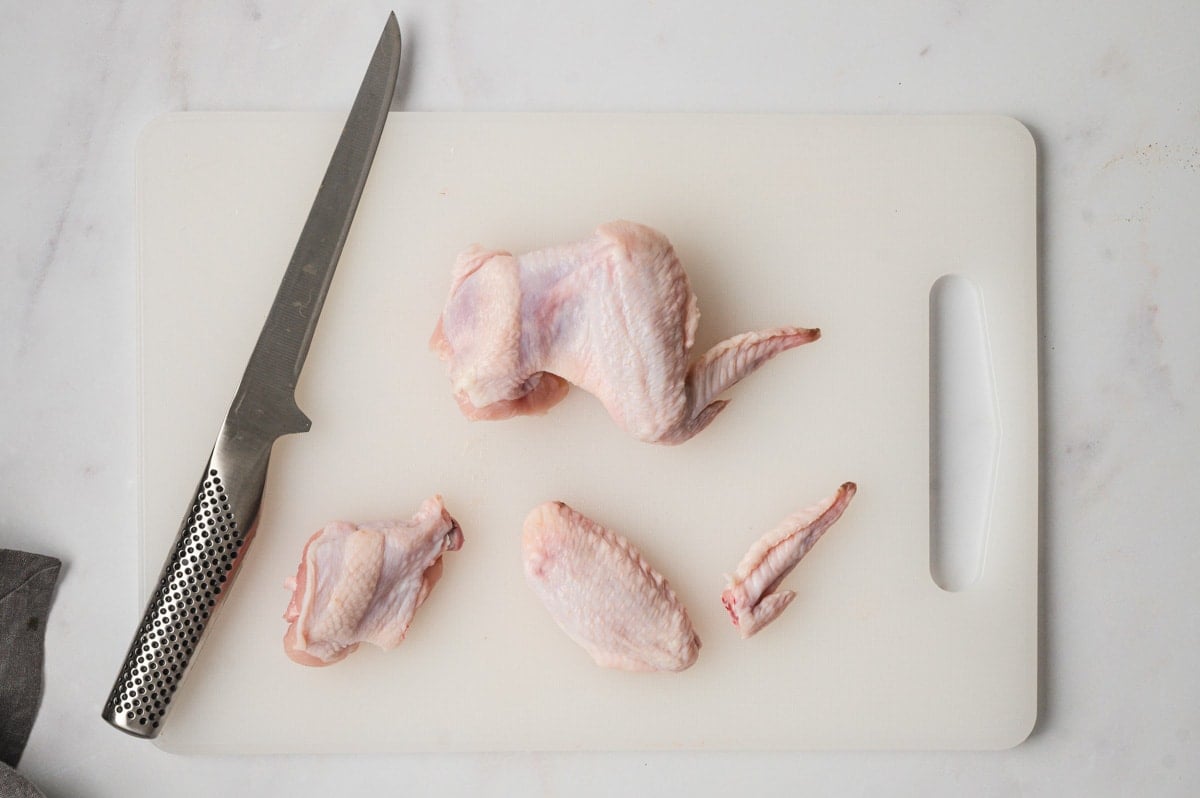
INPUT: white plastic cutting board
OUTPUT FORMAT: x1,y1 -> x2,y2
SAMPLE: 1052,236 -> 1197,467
136,113 -> 1038,753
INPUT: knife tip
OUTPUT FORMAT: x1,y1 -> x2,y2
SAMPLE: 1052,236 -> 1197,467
378,11 -> 401,60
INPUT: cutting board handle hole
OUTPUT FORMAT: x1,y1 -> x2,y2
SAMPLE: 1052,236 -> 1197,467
929,274 -> 999,592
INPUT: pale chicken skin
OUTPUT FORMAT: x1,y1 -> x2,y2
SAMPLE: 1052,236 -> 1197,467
282,496 -> 463,666
522,501 -> 701,672
721,483 -> 857,638
430,221 -> 820,444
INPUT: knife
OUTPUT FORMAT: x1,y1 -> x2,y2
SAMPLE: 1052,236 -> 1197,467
103,14 -> 402,739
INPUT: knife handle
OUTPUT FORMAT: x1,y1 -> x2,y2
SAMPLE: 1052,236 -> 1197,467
103,427 -> 274,738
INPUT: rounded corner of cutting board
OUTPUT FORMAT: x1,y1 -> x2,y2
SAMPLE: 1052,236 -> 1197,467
990,700 -> 1040,751
983,114 -> 1038,156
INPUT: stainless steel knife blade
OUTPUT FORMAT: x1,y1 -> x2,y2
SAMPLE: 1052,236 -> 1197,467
103,14 -> 402,739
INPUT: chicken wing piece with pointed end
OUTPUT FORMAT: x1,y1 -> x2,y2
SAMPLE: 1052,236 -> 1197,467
522,501 -> 701,672
282,496 -> 464,666
721,483 -> 857,639
431,221 -> 819,444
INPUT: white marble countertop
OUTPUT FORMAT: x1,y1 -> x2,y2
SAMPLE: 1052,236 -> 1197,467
2,1 -> 1197,795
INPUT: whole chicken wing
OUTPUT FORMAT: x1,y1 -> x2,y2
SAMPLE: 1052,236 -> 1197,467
431,221 -> 819,444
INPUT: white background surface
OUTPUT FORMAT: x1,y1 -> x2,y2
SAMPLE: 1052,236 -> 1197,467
1,1 -> 1197,795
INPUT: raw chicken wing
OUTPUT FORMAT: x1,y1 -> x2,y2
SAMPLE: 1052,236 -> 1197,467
721,482 -> 857,638
282,496 -> 463,666
522,501 -> 701,672
431,221 -> 819,444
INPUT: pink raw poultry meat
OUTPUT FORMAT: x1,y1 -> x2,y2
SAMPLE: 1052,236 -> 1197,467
722,482 -> 857,638
522,501 -> 701,672
282,496 -> 463,666
430,221 -> 819,444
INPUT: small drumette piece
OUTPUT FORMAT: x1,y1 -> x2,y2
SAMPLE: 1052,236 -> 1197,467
721,483 -> 857,638
282,496 -> 463,666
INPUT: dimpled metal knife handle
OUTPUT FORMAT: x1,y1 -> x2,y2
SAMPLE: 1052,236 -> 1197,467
103,430 -> 272,737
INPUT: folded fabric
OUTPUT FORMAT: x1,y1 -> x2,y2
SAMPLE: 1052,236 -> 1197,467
0,549 -> 61,768
0,762 -> 46,798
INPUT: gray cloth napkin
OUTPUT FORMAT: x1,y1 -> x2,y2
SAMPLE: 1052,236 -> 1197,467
0,549 -> 61,769
0,762 -> 46,798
